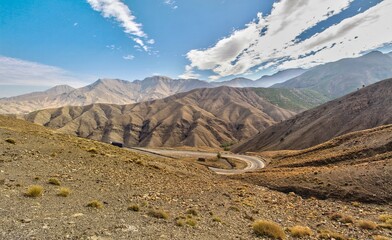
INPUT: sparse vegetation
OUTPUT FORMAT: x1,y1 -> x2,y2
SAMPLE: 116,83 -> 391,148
217,152 -> 222,159
373,235 -> 390,240
330,213 -> 354,223
87,148 -> 98,154
358,220 -> 377,230
318,229 -> 347,240
212,216 -> 222,223
87,200 -> 103,209
379,214 -> 392,223
252,220 -> 286,239
185,218 -> 197,227
25,185 -> 44,197
148,209 -> 169,219
57,187 -> 71,197
127,205 -> 140,212
185,209 -> 198,216
289,225 -> 313,237
5,138 -> 16,144
48,178 -> 61,186
176,219 -> 185,227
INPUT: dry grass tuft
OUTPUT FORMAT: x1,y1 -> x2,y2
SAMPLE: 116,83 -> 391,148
25,185 -> 43,198
185,218 -> 197,227
185,209 -> 198,216
127,205 -> 140,212
5,138 -> 16,144
252,220 -> 286,239
212,216 -> 222,223
176,219 -> 185,227
358,220 -> 377,230
379,214 -> 392,223
289,225 -> 313,237
48,178 -> 61,186
148,209 -> 169,219
87,200 -> 103,209
330,213 -> 354,223
57,187 -> 71,197
87,148 -> 98,154
318,229 -> 347,240
373,235 -> 390,240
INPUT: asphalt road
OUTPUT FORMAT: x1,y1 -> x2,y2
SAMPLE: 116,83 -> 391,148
128,147 -> 265,175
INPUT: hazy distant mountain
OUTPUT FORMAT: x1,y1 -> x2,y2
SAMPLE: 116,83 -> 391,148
3,85 -> 75,102
272,51 -> 392,98
234,78 -> 392,153
213,78 -> 255,88
255,68 -> 306,87
0,72 -> 313,115
0,76 -> 211,114
25,87 -> 297,148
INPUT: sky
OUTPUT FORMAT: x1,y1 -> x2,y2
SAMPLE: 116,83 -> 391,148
0,0 -> 392,97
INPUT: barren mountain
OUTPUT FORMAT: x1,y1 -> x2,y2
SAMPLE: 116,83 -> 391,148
272,51 -> 392,98
2,116 -> 391,239
0,69 -> 308,115
234,124 -> 392,203
234,78 -> 392,153
24,87 -> 298,148
0,76 -> 211,115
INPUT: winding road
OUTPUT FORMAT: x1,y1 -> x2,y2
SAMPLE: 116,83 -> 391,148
128,147 -> 265,175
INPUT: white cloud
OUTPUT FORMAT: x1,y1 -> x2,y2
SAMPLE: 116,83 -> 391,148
122,54 -> 135,60
178,65 -> 201,79
87,0 -> 153,51
183,0 -> 392,80
73,22 -> 79,27
0,56 -> 85,87
164,0 -> 178,9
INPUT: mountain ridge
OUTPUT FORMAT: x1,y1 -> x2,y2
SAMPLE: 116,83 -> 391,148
234,78 -> 392,153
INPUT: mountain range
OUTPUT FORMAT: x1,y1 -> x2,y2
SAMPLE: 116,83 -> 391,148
272,51 -> 392,98
23,87 -> 327,148
0,70 -> 303,115
234,78 -> 392,153
1,51 -> 392,115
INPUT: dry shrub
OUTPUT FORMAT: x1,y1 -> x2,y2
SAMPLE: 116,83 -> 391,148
57,187 -> 71,197
185,218 -> 197,227
48,178 -> 61,186
358,220 -> 377,230
25,185 -> 43,197
289,225 -> 313,237
148,209 -> 169,219
379,214 -> 392,223
373,236 -> 390,240
318,229 -> 347,240
87,200 -> 103,209
330,213 -> 353,223
252,220 -> 286,239
127,205 -> 140,212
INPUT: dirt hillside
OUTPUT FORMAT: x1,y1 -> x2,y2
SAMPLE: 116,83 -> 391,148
234,78 -> 392,153
1,115 -> 391,239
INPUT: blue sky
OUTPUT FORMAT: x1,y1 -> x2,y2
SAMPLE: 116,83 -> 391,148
0,0 -> 392,96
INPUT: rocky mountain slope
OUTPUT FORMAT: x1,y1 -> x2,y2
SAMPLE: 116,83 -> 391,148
272,51 -> 392,98
0,76 -> 211,115
2,116 -> 391,239
24,87 -> 299,148
0,69 -> 306,115
234,124 -> 392,203
234,78 -> 392,153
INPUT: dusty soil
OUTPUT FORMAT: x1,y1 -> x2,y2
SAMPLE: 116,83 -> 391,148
1,116 -> 391,239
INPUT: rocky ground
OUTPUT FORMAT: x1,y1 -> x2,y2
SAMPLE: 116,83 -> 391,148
0,115 -> 391,239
